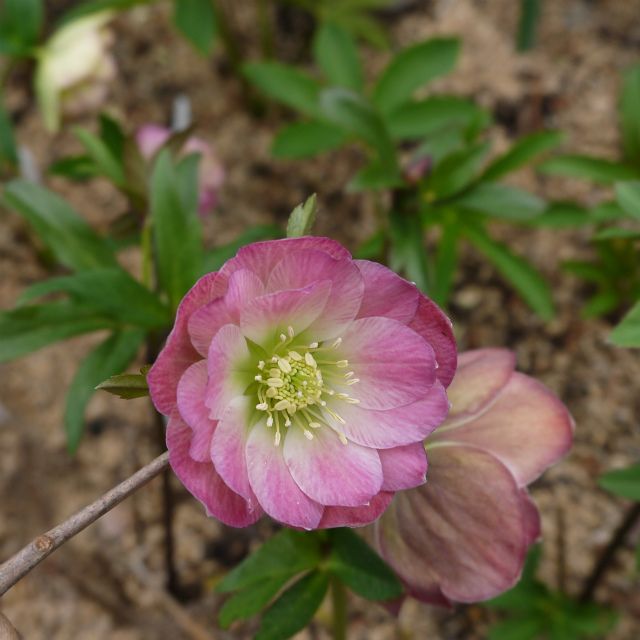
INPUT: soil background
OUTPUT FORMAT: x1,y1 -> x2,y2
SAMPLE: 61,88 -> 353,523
1,0 -> 640,638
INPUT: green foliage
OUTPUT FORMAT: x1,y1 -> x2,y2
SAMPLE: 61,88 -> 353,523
287,194 -> 318,237
313,22 -> 363,91
516,0 -> 541,52
539,155 -> 637,185
0,97 -> 18,170
599,464 -> 640,500
0,0 -> 43,56
173,0 -> 217,56
611,301 -> 640,347
95,370 -> 150,399
487,547 -> 618,640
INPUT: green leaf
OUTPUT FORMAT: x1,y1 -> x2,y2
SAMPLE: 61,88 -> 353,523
18,268 -> 170,329
58,0 -> 152,24
590,200 -> 628,224
99,113 -> 126,162
217,529 -> 322,593
599,464 -> 640,500
0,0 -> 43,56
95,371 -> 149,399
287,194 -> 317,238
615,180 -> 640,220
384,96 -> 487,140
244,62 -> 321,117
457,182 -> 545,221
327,528 -> 403,601
3,180 -> 117,271
219,575 -> 291,628
313,22 -> 363,91
431,219 -> 459,306
528,202 -> 592,227
0,98 -> 18,166
594,227 -> 640,241
354,230 -> 385,260
372,38 -> 460,113
65,329 -> 144,452
488,617 -> 544,640
349,158 -> 402,191
49,155 -> 99,180
539,155 -> 638,184
255,571 -> 329,640
73,127 -> 126,186
319,87 -> 396,159
582,290 -> 620,319
563,260 -> 608,284
173,0 -> 217,56
389,208 -> 430,293
620,65 -> 640,165
482,130 -> 563,181
202,225 -> 283,273
426,141 -> 490,199
516,0 -> 541,52
271,121 -> 346,159
610,301 -> 640,347
150,150 -> 204,313
463,222 -> 554,320
0,301 -> 115,362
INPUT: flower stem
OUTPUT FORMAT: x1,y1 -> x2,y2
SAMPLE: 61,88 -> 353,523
330,576 -> 348,640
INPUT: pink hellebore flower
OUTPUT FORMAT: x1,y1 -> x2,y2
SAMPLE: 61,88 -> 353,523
136,124 -> 225,215
148,237 -> 456,530
375,349 -> 574,606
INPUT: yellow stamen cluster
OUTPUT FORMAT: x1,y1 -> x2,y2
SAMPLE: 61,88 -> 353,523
254,327 -> 359,447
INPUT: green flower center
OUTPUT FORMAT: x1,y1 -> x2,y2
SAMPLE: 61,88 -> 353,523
253,327 -> 359,446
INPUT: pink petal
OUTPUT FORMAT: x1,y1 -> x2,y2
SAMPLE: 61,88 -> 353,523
319,491 -> 394,528
379,443 -> 427,491
176,360 -> 215,462
224,268 -> 265,322
283,426 -> 383,507
205,324 -> 251,419
266,249 -> 364,340
136,124 -> 170,158
443,349 -> 516,426
188,298 -> 234,357
210,396 -> 258,507
433,372 -> 574,486
149,272 -> 227,415
335,317 -> 437,410
355,260 -> 419,323
375,443 -> 531,604
326,382 -> 448,449
521,491 -> 542,544
166,412 -> 261,527
407,296 -> 457,388
240,281 -> 331,344
220,237 -> 351,284
245,422 -> 324,529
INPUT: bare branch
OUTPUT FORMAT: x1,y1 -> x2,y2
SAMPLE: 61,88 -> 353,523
0,452 -> 170,597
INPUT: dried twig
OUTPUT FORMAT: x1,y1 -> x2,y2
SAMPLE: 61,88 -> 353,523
0,452 -> 170,597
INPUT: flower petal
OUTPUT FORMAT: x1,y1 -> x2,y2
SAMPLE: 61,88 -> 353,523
221,237 -> 351,284
319,491 -> 394,528
240,281 -> 331,344
407,296 -> 457,388
443,348 -> 515,426
267,250 -> 364,340
435,371 -> 574,486
148,271 -> 227,415
245,422 -> 324,529
167,412 -> 261,527
379,443 -> 427,491
210,396 -> 258,507
335,317 -> 437,410
188,298 -> 234,357
224,268 -> 265,322
376,443 -> 531,604
205,324 -> 251,420
326,382 -> 449,449
176,360 -> 215,462
283,426 -> 383,507
355,260 -> 419,323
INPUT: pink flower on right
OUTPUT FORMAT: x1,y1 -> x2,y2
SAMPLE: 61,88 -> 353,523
374,348 -> 574,606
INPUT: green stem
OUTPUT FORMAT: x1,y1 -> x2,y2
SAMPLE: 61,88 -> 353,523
331,577 -> 348,640
256,0 -> 274,59
141,217 -> 153,289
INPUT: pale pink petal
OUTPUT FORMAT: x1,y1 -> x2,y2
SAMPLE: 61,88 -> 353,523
376,443 -> 531,603
148,272 -> 227,415
167,412 -> 261,527
283,426 -> 383,507
210,396 -> 258,507
136,124 -> 170,158
319,491 -> 394,528
188,298 -> 234,357
326,382 -> 448,449
379,444 -> 427,491
240,281 -> 331,344
245,423 -> 324,529
221,237 -> 351,284
433,372 -> 574,486
266,250 -> 364,340
225,268 -> 265,321
521,491 -> 542,544
335,317 -> 437,410
355,260 -> 419,323
408,296 -> 457,388
443,349 -> 516,427
176,360 -> 215,462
